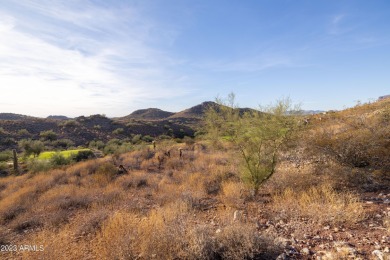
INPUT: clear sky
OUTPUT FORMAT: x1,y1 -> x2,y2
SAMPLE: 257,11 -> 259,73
0,0 -> 389,117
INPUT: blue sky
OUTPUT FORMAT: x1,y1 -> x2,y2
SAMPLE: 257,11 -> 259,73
0,0 -> 389,117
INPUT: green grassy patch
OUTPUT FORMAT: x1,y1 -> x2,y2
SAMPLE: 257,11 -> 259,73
36,149 -> 92,160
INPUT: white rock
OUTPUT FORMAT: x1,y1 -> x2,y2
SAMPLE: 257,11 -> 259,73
301,247 -> 310,255
233,210 -> 242,222
372,250 -> 384,260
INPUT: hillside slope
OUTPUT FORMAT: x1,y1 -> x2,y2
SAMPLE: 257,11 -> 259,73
120,108 -> 174,120
0,99 -> 389,259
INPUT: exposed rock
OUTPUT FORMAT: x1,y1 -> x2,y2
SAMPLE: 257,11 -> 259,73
372,249 -> 384,260
274,237 -> 292,247
233,210 -> 242,222
301,247 -> 311,255
275,252 -> 288,260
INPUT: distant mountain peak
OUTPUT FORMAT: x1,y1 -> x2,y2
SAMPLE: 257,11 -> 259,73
47,115 -> 70,120
122,108 -> 174,120
0,113 -> 36,120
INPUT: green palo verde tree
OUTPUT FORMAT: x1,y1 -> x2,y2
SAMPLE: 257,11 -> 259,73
204,93 -> 301,195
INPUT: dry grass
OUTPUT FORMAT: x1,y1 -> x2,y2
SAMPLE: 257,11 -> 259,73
220,181 -> 244,209
0,100 -> 389,259
272,184 -> 365,225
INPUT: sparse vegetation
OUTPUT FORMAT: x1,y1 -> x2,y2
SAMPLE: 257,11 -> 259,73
205,93 -> 301,194
18,139 -> 45,157
39,130 -> 58,141
0,98 -> 389,259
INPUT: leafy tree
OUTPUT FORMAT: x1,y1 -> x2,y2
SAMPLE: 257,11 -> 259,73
205,93 -> 301,195
18,139 -> 45,157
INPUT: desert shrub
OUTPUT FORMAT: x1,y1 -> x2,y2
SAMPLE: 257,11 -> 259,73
185,225 -> 217,259
19,139 -> 45,157
204,93 -> 301,195
142,135 -> 154,142
112,128 -> 124,135
0,137 -> 16,146
94,211 -> 139,259
74,209 -> 109,238
71,150 -> 95,162
0,162 -> 9,172
0,186 -> 37,224
38,185 -> 93,214
27,158 -> 52,173
214,223 -> 267,260
89,140 -> 105,150
273,184 -> 365,225
66,160 -> 100,177
61,120 -> 79,127
0,150 -> 12,162
103,139 -> 133,155
11,214 -> 43,233
40,130 -> 57,141
131,134 -> 142,144
137,201 -> 190,259
17,128 -> 31,136
220,181 -> 244,208
44,209 -> 73,229
50,152 -> 71,166
93,162 -> 117,186
203,176 -> 222,195
51,139 -> 75,149
310,113 -> 390,169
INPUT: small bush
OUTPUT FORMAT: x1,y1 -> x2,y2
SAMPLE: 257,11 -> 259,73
220,181 -> 244,208
40,130 -> 58,141
17,129 -> 31,136
50,152 -> 71,166
61,120 -> 79,127
112,128 -> 124,135
0,150 -> 12,162
72,150 -> 95,162
93,162 -> 118,186
27,158 -> 52,173
273,184 -> 365,225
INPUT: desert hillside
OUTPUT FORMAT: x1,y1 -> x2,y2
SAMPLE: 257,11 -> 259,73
0,99 -> 389,259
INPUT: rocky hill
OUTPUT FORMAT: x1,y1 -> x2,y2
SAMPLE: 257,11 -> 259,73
169,101 -> 217,119
0,113 -> 36,120
46,115 -> 70,120
121,108 -> 174,120
0,98 -> 389,259
0,102 -> 220,150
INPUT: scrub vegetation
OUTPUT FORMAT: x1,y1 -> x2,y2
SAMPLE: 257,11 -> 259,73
0,97 -> 389,259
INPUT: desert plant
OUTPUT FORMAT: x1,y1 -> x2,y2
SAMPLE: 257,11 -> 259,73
204,93 -> 301,195
0,150 -> 12,162
18,139 -> 45,157
26,158 -> 52,173
17,129 -> 31,136
40,130 -> 58,141
50,152 -> 71,166
272,184 -> 365,225
51,139 -> 75,149
112,128 -> 124,135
